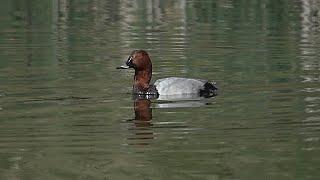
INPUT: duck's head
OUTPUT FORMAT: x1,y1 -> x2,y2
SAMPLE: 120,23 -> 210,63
118,50 -> 152,71
118,50 -> 153,92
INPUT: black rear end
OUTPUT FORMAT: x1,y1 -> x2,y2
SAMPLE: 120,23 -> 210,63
199,82 -> 218,98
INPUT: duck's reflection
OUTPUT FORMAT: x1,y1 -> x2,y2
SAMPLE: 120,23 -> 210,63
134,98 -> 152,127
127,95 -> 155,146
127,94 -> 216,146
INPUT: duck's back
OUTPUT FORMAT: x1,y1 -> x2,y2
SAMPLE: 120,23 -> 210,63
154,77 -> 207,95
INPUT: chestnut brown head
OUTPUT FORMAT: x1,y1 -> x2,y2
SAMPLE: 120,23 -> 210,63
117,50 -> 153,92
126,50 -> 152,71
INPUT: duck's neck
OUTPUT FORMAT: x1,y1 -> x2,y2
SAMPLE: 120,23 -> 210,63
134,69 -> 152,92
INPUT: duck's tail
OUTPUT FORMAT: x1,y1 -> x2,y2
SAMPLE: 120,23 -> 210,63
200,81 -> 218,98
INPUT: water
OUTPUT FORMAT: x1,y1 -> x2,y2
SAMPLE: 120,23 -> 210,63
1,0 -> 320,179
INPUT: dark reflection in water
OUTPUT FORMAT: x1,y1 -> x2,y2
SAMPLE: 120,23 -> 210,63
1,0 -> 320,179
128,99 -> 154,145
134,99 -> 152,124
127,95 -> 215,146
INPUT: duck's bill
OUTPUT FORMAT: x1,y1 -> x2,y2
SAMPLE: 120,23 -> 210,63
116,65 -> 130,69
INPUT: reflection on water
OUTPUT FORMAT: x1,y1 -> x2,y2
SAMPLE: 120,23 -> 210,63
127,95 -> 214,146
299,0 -> 320,161
1,0 -> 320,179
126,99 -> 154,146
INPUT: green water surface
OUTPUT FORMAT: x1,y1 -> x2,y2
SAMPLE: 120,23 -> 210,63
1,0 -> 320,179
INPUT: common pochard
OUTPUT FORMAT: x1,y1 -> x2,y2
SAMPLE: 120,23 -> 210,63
117,50 -> 218,99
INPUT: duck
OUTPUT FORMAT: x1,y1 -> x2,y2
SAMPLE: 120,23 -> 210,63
117,50 -> 218,99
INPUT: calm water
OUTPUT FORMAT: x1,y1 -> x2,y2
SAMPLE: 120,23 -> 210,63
1,0 -> 320,179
